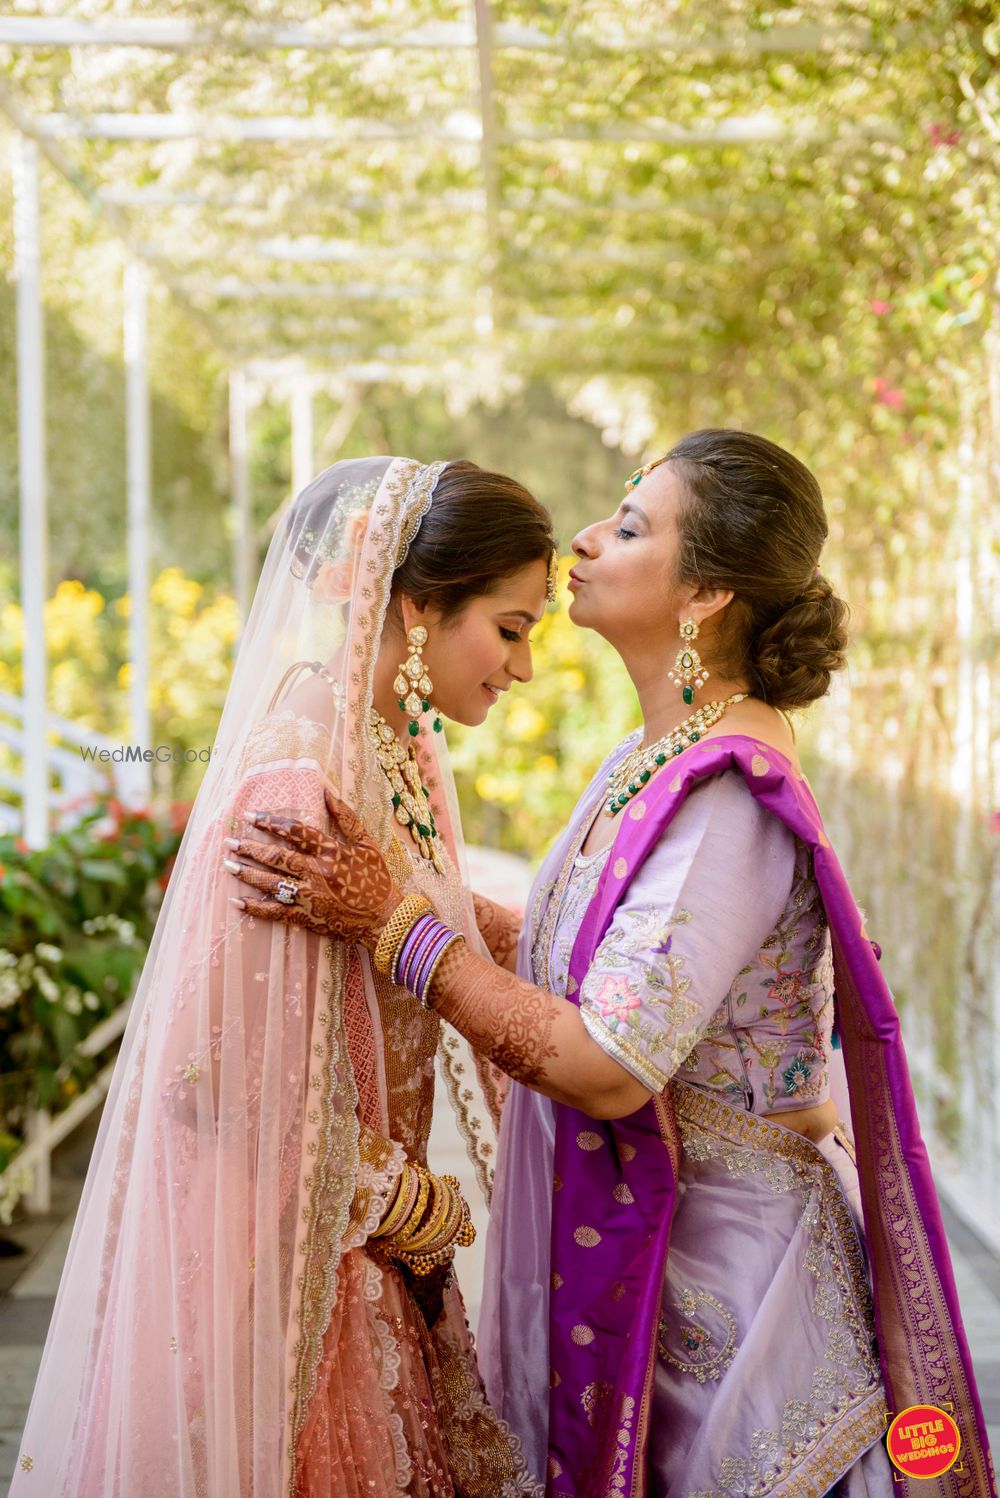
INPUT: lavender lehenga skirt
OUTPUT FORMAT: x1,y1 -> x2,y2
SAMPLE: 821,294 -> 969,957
481,1075 -> 896,1496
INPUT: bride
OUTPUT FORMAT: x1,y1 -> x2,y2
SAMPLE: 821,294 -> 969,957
12,456 -> 554,1496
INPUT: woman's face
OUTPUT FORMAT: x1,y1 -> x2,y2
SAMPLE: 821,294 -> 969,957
567,464 -> 694,649
406,559 -> 549,727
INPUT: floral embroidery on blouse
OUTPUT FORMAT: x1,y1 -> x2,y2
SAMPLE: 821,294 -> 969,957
716,841 -> 833,1109
584,908 -> 702,1077
548,773 -> 835,1111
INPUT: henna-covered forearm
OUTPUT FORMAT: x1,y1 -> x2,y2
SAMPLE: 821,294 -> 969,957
471,892 -> 522,972
425,943 -> 652,1119
225,790 -> 648,1117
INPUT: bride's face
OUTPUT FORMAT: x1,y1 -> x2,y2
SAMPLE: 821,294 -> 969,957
410,559 -> 549,727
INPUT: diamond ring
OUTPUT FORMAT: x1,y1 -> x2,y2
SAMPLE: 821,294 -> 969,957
275,879 -> 299,906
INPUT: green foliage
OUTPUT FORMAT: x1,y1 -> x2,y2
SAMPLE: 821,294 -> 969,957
0,797 -> 185,1134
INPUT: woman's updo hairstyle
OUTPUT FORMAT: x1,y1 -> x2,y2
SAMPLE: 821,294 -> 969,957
665,430 -> 849,710
391,460 -> 556,622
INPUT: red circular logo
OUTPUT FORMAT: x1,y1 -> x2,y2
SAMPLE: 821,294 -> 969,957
886,1404 -> 961,1479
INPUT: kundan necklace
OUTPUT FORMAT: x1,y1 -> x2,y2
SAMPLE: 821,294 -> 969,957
604,694 -> 747,817
368,706 -> 445,874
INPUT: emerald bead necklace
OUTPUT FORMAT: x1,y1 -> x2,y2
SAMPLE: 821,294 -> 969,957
604,694 -> 747,817
367,706 -> 445,873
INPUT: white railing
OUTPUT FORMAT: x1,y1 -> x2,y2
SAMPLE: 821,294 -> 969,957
2,997 -> 133,1216
0,690 -> 144,834
0,694 -> 145,1216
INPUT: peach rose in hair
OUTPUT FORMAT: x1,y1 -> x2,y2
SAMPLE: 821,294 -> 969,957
311,507 -> 370,604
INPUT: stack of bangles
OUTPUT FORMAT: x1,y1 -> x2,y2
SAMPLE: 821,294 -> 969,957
370,1160 -> 476,1275
372,894 -> 465,1005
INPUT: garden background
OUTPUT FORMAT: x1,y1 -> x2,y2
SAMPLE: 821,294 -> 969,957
0,1 -> 997,1252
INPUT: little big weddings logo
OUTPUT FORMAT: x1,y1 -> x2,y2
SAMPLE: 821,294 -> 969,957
885,1404 -> 962,1480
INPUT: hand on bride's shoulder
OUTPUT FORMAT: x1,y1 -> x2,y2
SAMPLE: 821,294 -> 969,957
225,785 -> 399,944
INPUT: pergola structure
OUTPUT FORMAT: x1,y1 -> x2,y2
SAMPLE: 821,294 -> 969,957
0,3 -> 991,842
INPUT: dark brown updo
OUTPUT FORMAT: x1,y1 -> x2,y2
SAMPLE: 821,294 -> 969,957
665,430 -> 849,710
391,459 -> 555,621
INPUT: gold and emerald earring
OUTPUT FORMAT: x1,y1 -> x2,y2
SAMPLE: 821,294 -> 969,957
394,625 -> 442,736
668,618 -> 709,707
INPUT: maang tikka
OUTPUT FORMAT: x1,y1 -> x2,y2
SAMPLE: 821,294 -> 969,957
669,618 -> 709,706
394,625 -> 442,736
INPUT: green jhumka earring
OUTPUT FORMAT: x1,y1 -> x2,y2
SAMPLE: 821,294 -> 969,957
668,618 -> 708,706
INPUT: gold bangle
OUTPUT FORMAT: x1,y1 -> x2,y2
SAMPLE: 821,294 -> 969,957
404,1175 -> 452,1253
396,1245 -> 457,1276
389,1164 -> 432,1249
429,1176 -> 464,1252
421,932 -> 465,1007
402,1173 -> 445,1252
372,1164 -> 416,1241
373,894 -> 432,979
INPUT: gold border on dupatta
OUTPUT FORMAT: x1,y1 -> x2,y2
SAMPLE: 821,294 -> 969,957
286,940 -> 364,1497
831,939 -> 994,1498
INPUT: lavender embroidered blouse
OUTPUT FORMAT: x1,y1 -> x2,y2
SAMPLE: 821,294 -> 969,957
530,748 -> 834,1113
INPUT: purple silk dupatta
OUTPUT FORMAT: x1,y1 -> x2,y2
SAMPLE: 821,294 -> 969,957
546,735 -> 995,1498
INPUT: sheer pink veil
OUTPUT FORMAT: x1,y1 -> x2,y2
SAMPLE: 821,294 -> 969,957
12,457 -> 501,1497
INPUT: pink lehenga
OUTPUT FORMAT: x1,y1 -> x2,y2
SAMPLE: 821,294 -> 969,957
12,458 -> 537,1498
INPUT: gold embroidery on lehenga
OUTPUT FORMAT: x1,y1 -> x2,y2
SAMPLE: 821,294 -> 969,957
669,1082 -> 889,1494
425,1304 -> 544,1496
370,961 -> 440,1162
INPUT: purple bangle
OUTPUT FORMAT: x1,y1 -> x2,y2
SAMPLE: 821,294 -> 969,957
412,927 -> 454,1000
416,931 -> 464,1006
394,914 -> 463,1005
395,914 -> 438,989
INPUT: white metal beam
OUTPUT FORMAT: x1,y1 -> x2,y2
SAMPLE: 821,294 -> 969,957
229,371 -> 253,624
290,380 -> 314,498
0,17 -> 898,56
254,237 -> 473,265
32,112 -> 483,144
123,259 -> 152,804
178,278 -> 467,301
98,187 -> 485,213
96,185 -> 778,220
0,79 -> 236,358
12,135 -> 49,849
247,359 -> 441,383
473,0 -> 500,285
28,109 -> 894,147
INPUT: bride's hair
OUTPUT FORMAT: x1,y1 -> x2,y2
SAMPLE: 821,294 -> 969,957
391,460 -> 555,621
665,430 -> 849,710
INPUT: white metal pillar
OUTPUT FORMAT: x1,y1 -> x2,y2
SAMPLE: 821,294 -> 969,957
230,369 -> 252,622
13,134 -> 49,849
124,258 -> 152,802
290,377 -> 314,496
